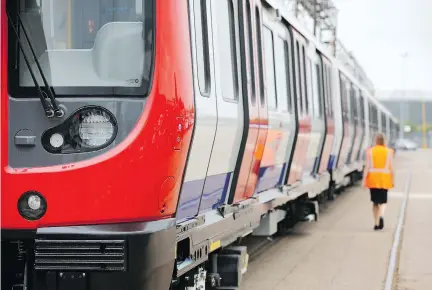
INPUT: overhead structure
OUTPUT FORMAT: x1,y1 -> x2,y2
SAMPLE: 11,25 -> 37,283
274,0 -> 375,94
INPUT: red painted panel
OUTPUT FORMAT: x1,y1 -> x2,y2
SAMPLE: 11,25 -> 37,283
2,0 -> 195,229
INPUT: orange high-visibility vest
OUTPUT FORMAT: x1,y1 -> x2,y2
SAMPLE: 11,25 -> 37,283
365,145 -> 394,189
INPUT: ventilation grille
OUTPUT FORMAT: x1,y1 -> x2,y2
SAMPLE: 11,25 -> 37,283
34,239 -> 126,272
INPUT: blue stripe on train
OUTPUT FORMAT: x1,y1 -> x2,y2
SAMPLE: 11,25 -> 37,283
327,154 -> 336,170
176,172 -> 232,221
255,163 -> 286,193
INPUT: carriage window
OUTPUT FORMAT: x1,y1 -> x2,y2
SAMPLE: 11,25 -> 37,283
307,59 -> 314,115
350,88 -> 358,123
359,94 -> 364,125
256,8 -> 265,107
382,113 -> 387,132
274,37 -> 291,112
339,74 -> 348,122
295,41 -> 303,113
215,0 -> 239,101
11,0 -> 154,96
194,0 -> 211,95
325,65 -> 333,117
322,64 -> 329,116
263,26 -> 277,110
246,0 -> 256,105
302,45 -> 309,114
315,63 -> 323,118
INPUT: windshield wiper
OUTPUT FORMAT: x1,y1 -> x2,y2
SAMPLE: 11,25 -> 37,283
7,11 -> 64,118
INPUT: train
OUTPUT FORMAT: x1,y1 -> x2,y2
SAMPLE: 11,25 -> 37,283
1,0 -> 399,289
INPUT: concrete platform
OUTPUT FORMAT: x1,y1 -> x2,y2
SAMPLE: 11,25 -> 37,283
240,150 -> 431,290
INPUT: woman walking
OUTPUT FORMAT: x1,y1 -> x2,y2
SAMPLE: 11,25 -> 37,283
362,133 -> 395,230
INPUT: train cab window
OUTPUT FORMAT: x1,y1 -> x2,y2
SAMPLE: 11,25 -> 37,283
274,37 -> 291,113
246,0 -> 256,105
214,0 -> 239,101
263,26 -> 277,110
193,0 -> 211,96
9,0 -> 155,97
256,8 -> 265,107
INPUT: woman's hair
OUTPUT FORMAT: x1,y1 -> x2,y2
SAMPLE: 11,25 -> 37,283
375,132 -> 385,145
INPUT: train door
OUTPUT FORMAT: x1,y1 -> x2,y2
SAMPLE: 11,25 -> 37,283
176,0 -> 219,220
256,8 -> 295,193
330,67 -> 343,171
198,0 -> 245,210
356,92 -> 367,161
345,83 -> 357,165
317,56 -> 334,174
227,0 -> 268,204
349,86 -> 362,164
336,73 -> 351,168
287,30 -> 310,184
302,48 -> 325,177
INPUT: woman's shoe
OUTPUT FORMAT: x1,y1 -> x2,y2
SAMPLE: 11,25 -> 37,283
379,217 -> 384,229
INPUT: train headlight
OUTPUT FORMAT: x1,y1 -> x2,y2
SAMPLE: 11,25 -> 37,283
42,106 -> 118,154
78,110 -> 116,148
18,191 -> 47,221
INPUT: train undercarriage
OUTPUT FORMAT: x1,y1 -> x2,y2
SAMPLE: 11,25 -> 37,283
170,167 -> 362,290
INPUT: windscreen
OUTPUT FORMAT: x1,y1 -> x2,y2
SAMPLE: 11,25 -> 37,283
9,0 -> 154,96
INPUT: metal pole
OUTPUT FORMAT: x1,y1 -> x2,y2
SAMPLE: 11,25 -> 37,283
422,100 -> 427,148
399,52 -> 408,139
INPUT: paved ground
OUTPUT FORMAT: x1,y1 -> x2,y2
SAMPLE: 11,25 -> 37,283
395,150 -> 432,290
240,149 -> 431,290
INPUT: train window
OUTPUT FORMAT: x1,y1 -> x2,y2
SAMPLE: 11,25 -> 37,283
274,37 -> 291,112
10,0 -> 155,96
326,65 -> 333,117
295,41 -> 303,113
193,0 -> 211,96
256,8 -> 265,107
315,63 -> 323,118
382,113 -> 387,132
359,93 -> 364,125
263,26 -> 277,110
339,74 -> 348,122
302,45 -> 309,114
322,63 -> 329,117
350,87 -> 358,123
215,0 -> 239,101
246,0 -> 256,105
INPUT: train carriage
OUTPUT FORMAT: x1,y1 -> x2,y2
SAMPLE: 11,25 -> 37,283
1,0 -> 398,290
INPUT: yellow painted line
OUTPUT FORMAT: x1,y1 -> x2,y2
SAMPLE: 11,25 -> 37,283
210,240 -> 221,252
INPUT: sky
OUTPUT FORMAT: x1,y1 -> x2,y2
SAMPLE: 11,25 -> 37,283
332,0 -> 432,92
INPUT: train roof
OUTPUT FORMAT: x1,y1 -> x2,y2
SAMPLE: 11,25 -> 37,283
263,0 -> 398,122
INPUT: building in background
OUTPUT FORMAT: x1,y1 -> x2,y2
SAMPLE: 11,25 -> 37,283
377,90 -> 432,148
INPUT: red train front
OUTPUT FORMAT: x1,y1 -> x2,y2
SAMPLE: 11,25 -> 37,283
1,0 -> 194,289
